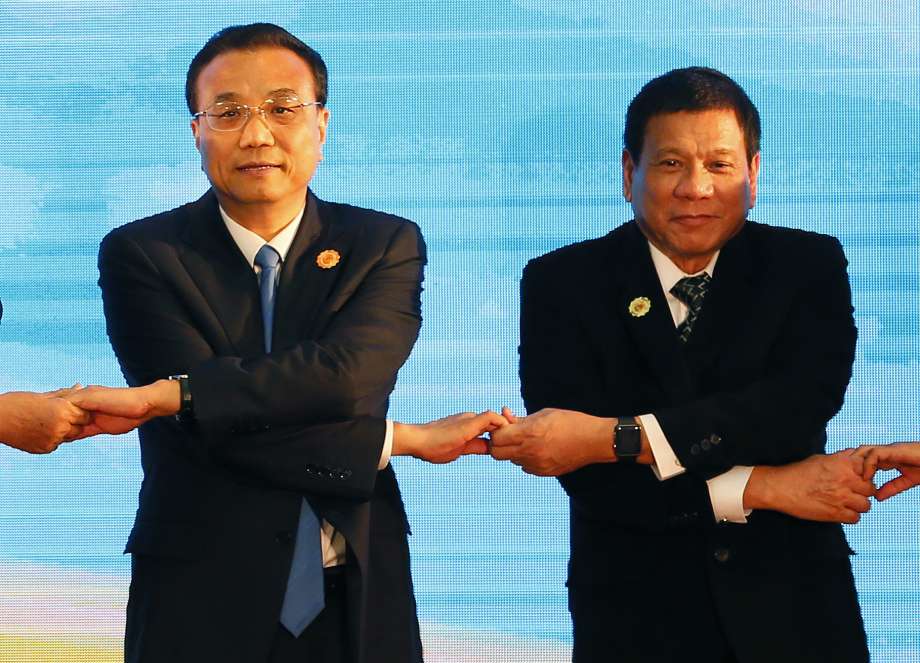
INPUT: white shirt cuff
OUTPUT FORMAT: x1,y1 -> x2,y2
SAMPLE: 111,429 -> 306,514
378,419 -> 394,470
706,466 -> 754,524
638,414 -> 686,480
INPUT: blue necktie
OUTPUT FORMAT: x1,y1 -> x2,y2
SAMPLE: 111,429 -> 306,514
255,244 -> 325,637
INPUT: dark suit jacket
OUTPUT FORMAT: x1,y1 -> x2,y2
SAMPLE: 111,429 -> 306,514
519,220 -> 868,662
98,189 -> 425,663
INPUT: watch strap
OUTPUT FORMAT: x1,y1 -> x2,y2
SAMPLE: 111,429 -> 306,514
168,374 -> 194,423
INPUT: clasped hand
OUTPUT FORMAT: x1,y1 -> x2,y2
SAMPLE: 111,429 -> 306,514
0,381 -> 179,454
7,382 -> 919,521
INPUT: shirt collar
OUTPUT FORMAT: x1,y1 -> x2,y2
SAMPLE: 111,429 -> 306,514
219,205 -> 305,268
647,241 -> 719,294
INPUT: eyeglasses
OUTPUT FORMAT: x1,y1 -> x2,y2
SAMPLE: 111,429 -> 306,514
193,96 -> 323,132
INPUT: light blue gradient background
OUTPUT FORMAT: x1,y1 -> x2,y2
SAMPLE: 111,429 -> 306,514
0,1 -> 917,659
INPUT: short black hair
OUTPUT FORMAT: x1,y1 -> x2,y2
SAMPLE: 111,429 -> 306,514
185,23 -> 328,114
623,67 -> 761,164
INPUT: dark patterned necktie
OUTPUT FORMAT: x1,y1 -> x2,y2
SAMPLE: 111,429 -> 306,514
670,273 -> 711,343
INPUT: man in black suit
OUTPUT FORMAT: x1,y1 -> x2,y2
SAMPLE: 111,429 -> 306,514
70,23 -> 503,663
491,67 -> 874,662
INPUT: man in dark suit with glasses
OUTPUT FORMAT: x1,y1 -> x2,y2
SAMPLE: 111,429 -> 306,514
69,23 -> 504,663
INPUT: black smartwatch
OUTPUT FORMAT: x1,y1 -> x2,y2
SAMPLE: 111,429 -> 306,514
168,374 -> 194,423
614,416 -> 641,463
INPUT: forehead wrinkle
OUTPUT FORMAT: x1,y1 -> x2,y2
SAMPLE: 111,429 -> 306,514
207,87 -> 305,107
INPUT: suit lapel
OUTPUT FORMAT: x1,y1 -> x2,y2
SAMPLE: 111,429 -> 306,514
600,222 -> 695,404
273,193 -> 359,349
685,223 -> 757,371
177,190 -> 264,357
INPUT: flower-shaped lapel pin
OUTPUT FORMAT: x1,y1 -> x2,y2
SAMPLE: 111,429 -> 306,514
316,249 -> 341,269
628,296 -> 651,318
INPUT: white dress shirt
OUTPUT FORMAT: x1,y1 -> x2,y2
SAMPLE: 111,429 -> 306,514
219,205 -> 394,565
637,241 -> 753,524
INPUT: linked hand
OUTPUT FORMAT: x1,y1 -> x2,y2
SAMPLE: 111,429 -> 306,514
0,386 -> 91,454
489,407 -> 619,476
393,410 -> 509,464
65,380 -> 181,439
744,450 -> 876,524
853,442 -> 920,501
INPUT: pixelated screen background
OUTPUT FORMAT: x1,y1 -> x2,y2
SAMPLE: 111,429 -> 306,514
0,1 -> 917,661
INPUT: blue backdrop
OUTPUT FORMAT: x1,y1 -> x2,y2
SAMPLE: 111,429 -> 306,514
0,1 -> 917,660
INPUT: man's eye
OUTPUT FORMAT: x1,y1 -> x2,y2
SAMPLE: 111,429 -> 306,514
711,162 -> 733,170
660,159 -> 680,167
271,106 -> 296,115
217,108 -> 241,118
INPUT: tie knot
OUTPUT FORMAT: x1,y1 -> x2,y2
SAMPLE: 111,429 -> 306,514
670,273 -> 711,306
255,244 -> 281,271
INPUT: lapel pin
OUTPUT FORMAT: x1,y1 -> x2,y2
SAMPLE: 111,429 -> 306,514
316,249 -> 341,269
628,296 -> 651,318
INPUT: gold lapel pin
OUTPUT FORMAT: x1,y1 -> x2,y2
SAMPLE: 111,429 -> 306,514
628,296 -> 651,318
316,249 -> 341,269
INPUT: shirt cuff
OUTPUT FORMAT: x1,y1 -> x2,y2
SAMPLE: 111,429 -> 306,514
638,414 -> 686,481
706,466 -> 754,524
378,419 -> 394,470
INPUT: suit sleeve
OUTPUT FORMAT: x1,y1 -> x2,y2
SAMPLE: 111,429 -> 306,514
518,259 -> 607,416
186,221 -> 425,441
653,236 -> 857,478
98,220 -> 424,498
518,257 -> 620,505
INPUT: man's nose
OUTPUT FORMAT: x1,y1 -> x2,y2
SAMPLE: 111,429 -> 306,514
674,164 -> 714,199
238,109 -> 275,148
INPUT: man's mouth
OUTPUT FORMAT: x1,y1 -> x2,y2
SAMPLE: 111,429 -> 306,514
237,163 -> 281,172
671,214 -> 717,225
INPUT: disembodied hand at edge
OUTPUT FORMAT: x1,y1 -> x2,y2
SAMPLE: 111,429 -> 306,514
0,386 -> 90,454
853,442 -> 920,501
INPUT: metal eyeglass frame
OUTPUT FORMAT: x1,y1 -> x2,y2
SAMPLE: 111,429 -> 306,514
192,99 -> 324,131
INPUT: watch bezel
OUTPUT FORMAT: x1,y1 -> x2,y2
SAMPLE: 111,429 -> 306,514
614,416 -> 641,463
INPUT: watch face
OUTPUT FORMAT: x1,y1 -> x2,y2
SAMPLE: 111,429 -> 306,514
616,425 -> 642,456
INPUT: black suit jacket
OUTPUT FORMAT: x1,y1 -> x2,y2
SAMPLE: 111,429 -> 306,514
99,189 -> 425,663
519,220 -> 868,662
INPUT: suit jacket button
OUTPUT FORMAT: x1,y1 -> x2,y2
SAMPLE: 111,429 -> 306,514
276,531 -> 294,545
342,470 -> 352,479
713,547 -> 731,563
690,444 -> 701,456
710,434 -> 722,445
701,439 -> 711,451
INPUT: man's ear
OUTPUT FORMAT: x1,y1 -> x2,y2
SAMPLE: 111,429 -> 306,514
317,106 -> 330,161
748,151 -> 761,209
622,149 -> 636,202
191,118 -> 201,151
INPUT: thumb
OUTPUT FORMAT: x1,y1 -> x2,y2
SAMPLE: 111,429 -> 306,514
501,406 -> 521,424
43,383 -> 84,398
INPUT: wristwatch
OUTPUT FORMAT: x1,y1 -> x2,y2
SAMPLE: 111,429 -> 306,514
614,416 -> 641,463
168,374 -> 194,423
